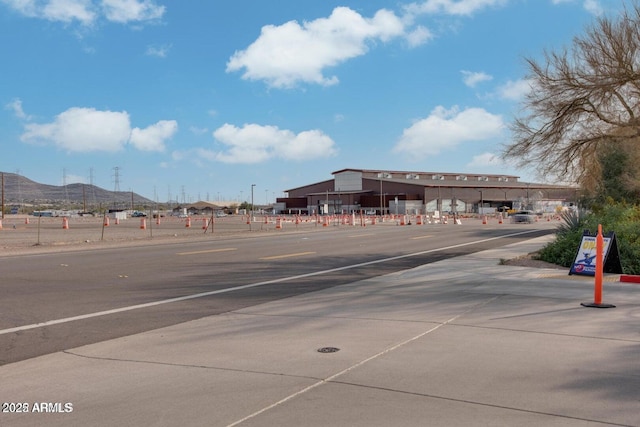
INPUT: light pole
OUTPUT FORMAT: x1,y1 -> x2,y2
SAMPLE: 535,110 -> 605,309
377,172 -> 392,215
250,184 -> 255,230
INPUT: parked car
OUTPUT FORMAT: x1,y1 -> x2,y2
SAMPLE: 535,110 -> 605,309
131,211 -> 147,217
511,210 -> 535,223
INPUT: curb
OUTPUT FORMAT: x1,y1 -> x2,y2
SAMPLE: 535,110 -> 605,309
620,274 -> 640,284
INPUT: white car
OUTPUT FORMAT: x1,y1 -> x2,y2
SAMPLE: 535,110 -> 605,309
511,210 -> 535,223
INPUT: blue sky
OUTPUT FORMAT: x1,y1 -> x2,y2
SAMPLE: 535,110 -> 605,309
0,0 -> 622,203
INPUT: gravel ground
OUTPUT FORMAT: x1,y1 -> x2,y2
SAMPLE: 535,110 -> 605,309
0,214 -> 313,256
501,252 -> 565,269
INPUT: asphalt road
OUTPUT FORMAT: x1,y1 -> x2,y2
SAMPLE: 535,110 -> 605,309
0,221 -> 555,365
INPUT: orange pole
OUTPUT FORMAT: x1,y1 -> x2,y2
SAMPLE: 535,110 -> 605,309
581,224 -> 615,308
594,224 -> 603,305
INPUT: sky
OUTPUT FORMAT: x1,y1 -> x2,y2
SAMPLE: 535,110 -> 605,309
0,0 -> 625,204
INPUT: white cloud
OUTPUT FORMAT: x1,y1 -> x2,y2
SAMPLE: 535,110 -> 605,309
405,0 -> 508,17
1,0 -> 38,16
130,119 -> 177,151
551,0 -> 603,15
5,98 -> 32,120
393,106 -> 504,159
44,0 -> 95,25
0,0 -> 97,25
145,43 -> 171,58
461,70 -> 492,88
20,107 -> 176,152
0,0 -> 164,25
496,78 -> 533,101
101,0 -> 164,23
212,123 -> 337,164
467,152 -> 503,168
583,0 -> 603,15
226,7 -> 407,88
406,25 -> 434,47
189,126 -> 209,135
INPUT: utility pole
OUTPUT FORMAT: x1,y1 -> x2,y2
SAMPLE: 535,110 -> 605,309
1,172 -> 4,219
250,184 -> 255,231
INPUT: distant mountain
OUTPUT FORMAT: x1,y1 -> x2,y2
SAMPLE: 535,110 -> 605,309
0,172 -> 155,208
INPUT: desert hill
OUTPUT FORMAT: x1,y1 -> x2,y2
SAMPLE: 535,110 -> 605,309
0,172 -> 155,208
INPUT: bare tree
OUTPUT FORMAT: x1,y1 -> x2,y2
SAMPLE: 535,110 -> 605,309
503,2 -> 640,192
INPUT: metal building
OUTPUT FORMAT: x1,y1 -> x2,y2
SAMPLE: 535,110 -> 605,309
275,168 -> 578,215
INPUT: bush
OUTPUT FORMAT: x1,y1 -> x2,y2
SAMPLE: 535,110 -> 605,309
538,202 -> 640,274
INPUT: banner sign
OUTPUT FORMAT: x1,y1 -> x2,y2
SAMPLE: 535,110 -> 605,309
569,230 -> 623,276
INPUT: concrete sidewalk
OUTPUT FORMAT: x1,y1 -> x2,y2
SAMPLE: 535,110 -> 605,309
1,236 -> 639,426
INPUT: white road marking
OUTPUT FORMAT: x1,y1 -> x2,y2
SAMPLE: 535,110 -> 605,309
226,295 -> 502,427
0,230 -> 540,336
177,248 -> 237,255
259,251 -> 316,260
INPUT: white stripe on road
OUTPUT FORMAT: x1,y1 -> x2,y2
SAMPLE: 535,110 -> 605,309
226,295 -> 502,427
0,230 -> 541,336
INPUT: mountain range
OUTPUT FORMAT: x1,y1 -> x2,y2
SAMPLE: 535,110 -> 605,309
0,172 -> 155,208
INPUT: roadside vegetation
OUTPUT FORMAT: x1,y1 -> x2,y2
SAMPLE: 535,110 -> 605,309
537,202 -> 640,274
502,3 -> 640,274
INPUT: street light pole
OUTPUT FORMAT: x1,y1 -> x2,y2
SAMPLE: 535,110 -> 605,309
250,184 -> 255,231
380,178 -> 383,216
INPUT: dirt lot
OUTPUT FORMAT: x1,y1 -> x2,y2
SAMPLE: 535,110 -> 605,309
0,214 -> 317,256
501,251 -> 565,269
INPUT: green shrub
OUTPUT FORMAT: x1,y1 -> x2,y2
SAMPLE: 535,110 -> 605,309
538,202 -> 640,274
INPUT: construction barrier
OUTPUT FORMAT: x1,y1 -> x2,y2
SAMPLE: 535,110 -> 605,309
104,217 -> 110,227
25,217 -> 29,225
202,218 -> 208,229
140,218 -> 146,230
62,217 -> 69,229
185,217 -> 191,228
276,217 -> 283,229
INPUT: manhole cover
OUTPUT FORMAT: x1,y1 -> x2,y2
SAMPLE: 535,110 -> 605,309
317,347 -> 340,353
